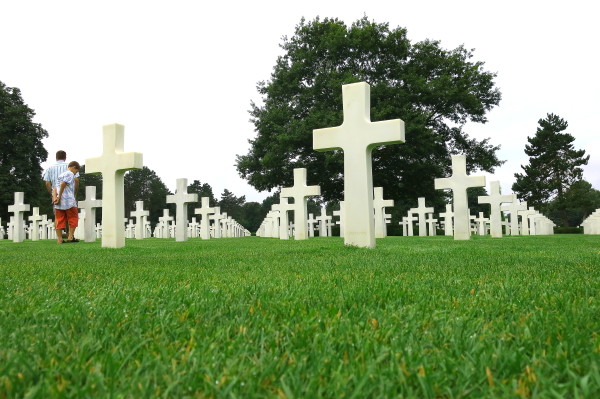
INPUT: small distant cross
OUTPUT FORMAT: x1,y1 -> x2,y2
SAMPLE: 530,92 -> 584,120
166,178 -> 198,242
478,181 -> 514,238
434,155 -> 485,240
195,197 -> 216,240
280,168 -> 321,240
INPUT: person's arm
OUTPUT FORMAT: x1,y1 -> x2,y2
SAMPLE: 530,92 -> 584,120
45,181 -> 53,195
54,182 -> 67,204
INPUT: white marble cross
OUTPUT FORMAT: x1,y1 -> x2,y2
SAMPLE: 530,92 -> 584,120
210,206 -> 224,238
85,124 -> 143,248
501,197 -> 527,236
281,168 -> 321,240
426,214 -> 438,236
194,197 -> 216,240
313,82 -> 405,248
307,213 -> 317,237
130,201 -> 150,240
272,198 -> 294,240
333,201 -> 345,237
518,206 -> 538,236
158,209 -> 174,238
79,186 -> 103,242
166,178 -> 198,242
434,155 -> 486,240
518,207 -> 538,235
475,212 -> 489,235
8,192 -> 30,243
410,197 -> 434,237
28,207 -> 43,242
373,187 -> 394,238
478,181 -> 514,238
404,213 -> 417,236
439,204 -> 454,236
316,206 -> 332,237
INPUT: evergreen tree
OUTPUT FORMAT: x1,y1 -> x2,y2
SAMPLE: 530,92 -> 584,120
512,113 -> 589,225
545,180 -> 600,227
186,180 -> 216,220
236,17 -> 503,205
0,81 -> 49,222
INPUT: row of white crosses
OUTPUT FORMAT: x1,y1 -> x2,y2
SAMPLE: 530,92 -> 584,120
581,209 -> 600,234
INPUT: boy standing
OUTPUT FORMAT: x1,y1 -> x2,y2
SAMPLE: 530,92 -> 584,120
54,161 -> 81,244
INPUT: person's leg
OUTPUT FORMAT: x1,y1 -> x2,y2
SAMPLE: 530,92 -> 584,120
55,209 -> 67,244
66,207 -> 79,241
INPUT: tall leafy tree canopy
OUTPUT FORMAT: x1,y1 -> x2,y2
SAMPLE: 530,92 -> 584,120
0,81 -> 49,221
236,17 -> 503,205
124,166 -> 172,224
512,113 -> 589,217
545,180 -> 600,227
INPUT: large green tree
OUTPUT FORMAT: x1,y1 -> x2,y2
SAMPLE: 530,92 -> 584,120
0,81 -> 49,222
545,180 -> 600,227
124,166 -> 172,225
236,17 -> 503,205
512,113 -> 589,224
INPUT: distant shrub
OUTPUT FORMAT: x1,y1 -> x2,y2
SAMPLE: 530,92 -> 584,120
554,227 -> 583,234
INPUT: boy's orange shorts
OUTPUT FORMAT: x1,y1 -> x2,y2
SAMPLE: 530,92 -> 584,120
56,207 -> 79,229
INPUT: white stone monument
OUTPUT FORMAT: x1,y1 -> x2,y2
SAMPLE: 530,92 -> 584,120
158,209 -> 174,238
434,155 -> 486,240
410,197 -> 434,237
501,197 -> 527,236
166,178 -> 198,242
79,186 -> 103,242
313,82 -> 405,248
333,201 -> 345,237
85,124 -> 143,248
280,168 -> 321,240
272,197 -> 294,240
478,181 -> 514,238
195,197 -> 216,240
316,206 -> 332,237
439,204 -> 454,236
373,187 -> 394,238
131,201 -> 150,240
8,192 -> 30,243
28,207 -> 43,242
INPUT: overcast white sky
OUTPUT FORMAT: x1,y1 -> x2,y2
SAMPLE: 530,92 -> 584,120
2,0 -> 598,203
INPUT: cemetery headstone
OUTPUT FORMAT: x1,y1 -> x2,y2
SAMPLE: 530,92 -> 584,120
85,124 -> 143,248
313,82 -> 405,248
280,168 -> 321,240
434,155 -> 485,240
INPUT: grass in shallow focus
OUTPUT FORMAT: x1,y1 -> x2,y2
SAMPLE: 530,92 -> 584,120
0,235 -> 599,398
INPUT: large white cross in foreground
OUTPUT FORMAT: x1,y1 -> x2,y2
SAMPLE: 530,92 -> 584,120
281,168 -> 321,240
85,124 -> 143,248
167,178 -> 198,242
313,82 -> 405,248
434,155 -> 486,240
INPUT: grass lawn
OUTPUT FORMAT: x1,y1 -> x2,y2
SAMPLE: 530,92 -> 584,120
0,235 -> 599,398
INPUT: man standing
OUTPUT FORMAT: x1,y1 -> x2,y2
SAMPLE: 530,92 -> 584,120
43,150 -> 80,230
53,161 -> 81,243
43,150 -> 79,196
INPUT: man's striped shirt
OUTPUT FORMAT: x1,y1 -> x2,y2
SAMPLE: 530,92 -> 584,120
43,161 -> 79,187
